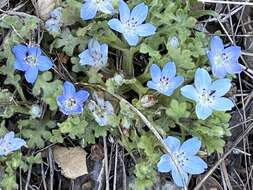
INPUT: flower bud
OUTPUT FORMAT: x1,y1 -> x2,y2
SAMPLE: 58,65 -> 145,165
140,94 -> 158,108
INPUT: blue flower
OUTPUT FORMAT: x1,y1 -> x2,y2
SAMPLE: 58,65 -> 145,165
88,92 -> 114,126
57,81 -> 89,115
45,7 -> 62,33
147,62 -> 184,96
181,68 -> 234,120
79,39 -> 108,69
207,36 -> 242,78
0,132 -> 26,156
12,44 -> 53,83
108,0 -> 156,46
80,0 -> 114,20
157,136 -> 207,187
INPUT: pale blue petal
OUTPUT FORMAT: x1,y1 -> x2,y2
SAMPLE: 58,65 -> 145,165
194,68 -> 211,92
74,90 -> 89,104
10,138 -> 26,150
164,136 -> 181,152
36,55 -> 53,71
157,154 -> 172,172
163,88 -> 175,96
63,81 -> 76,97
135,23 -> 156,37
28,46 -> 41,57
147,81 -> 158,91
182,155 -> 207,175
123,32 -> 139,46
207,51 -> 216,65
80,2 -> 98,20
104,101 -> 114,114
56,95 -> 65,108
180,85 -> 199,102
195,102 -> 212,120
88,39 -> 101,54
171,166 -> 189,187
209,79 -> 231,97
100,44 -> 108,63
108,18 -> 124,33
223,46 -> 241,64
15,60 -> 29,71
210,36 -> 224,54
226,62 -> 243,74
25,66 -> 38,83
12,44 -> 27,60
211,64 -> 227,78
180,137 -> 201,155
99,1 -> 114,14
150,64 -> 161,82
79,50 -> 94,66
119,0 -> 130,23
162,62 -> 176,78
130,2 -> 148,24
210,97 -> 234,111
4,132 -> 14,141
169,76 -> 184,89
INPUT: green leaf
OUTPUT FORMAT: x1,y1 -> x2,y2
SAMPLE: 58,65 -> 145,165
166,99 -> 190,121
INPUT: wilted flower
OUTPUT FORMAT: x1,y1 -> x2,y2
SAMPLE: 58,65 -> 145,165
57,81 -> 89,115
181,68 -> 234,120
12,44 -> 53,83
207,36 -> 242,78
157,136 -> 207,187
147,62 -> 184,96
108,0 -> 156,46
80,0 -> 114,20
0,132 -> 26,156
168,36 -> 179,49
30,104 -> 42,118
45,7 -> 62,33
79,39 -> 108,69
88,92 -> 114,126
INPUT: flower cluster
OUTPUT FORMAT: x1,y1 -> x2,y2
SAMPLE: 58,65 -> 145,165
157,136 -> 207,187
12,44 -> 53,83
0,132 -> 26,156
88,92 -> 114,126
45,7 -> 62,33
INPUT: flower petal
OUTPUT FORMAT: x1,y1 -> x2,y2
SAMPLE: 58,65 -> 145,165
79,50 -> 94,66
10,138 -> 26,150
210,97 -> 234,111
157,154 -> 172,173
135,23 -> 156,37
108,18 -> 124,33
28,46 -> 41,57
223,46 -> 241,64
74,90 -> 89,104
4,132 -> 15,141
36,55 -> 53,71
150,64 -> 161,82
88,39 -> 101,54
167,76 -> 184,92
147,80 -> 158,91
100,44 -> 108,64
162,62 -> 176,78
180,85 -> 199,102
211,64 -> 227,78
164,136 -> 181,152
105,101 -> 114,114
15,60 -> 29,71
194,68 -> 211,92
180,137 -> 201,155
63,81 -> 76,97
123,32 -> 139,46
209,79 -> 231,97
171,166 -> 189,187
182,155 -> 207,174
210,36 -> 224,54
99,1 -> 114,14
195,102 -> 212,120
130,2 -> 148,24
119,0 -> 130,23
12,44 -> 27,60
25,66 -> 38,83
226,62 -> 243,75
80,2 -> 98,20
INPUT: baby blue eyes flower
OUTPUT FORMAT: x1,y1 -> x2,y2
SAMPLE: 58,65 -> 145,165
80,0 -> 114,20
108,0 -> 156,46
147,62 -> 184,96
207,36 -> 242,78
88,92 -> 114,126
157,136 -> 207,187
181,68 -> 234,120
57,81 -> 89,115
0,132 -> 26,156
12,44 -> 53,83
45,7 -> 62,33
79,39 -> 108,69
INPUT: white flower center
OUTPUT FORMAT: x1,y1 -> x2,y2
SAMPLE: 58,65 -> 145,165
123,18 -> 138,33
158,76 -> 170,91
65,98 -> 76,109
25,55 -> 37,66
199,89 -> 215,105
214,52 -> 229,66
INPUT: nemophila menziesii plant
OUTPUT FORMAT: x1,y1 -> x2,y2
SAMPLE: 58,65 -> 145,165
207,36 -> 243,78
108,0 -> 156,46
0,0 -> 248,189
